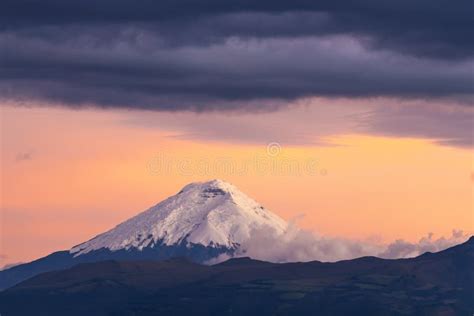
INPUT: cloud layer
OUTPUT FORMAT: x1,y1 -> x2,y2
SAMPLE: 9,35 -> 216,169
2,0 -> 473,59
210,226 -> 470,263
1,0 -> 473,110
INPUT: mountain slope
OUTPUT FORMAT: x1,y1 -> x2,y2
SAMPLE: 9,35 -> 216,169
71,179 -> 287,255
1,237 -> 472,316
0,179 -> 287,290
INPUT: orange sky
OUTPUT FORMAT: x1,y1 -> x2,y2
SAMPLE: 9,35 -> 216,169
1,102 -> 473,266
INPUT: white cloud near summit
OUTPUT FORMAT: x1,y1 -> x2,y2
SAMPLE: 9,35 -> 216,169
210,226 -> 470,263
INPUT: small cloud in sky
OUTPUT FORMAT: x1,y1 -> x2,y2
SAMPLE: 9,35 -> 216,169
15,151 -> 34,162
379,230 -> 469,259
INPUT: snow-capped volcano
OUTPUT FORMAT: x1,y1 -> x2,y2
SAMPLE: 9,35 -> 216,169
70,179 -> 288,257
0,180 -> 288,290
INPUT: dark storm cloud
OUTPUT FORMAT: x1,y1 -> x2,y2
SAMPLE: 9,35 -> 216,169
2,0 -> 473,59
0,0 -> 473,111
1,34 -> 473,110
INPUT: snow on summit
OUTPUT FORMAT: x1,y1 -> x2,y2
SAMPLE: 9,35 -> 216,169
70,179 -> 288,256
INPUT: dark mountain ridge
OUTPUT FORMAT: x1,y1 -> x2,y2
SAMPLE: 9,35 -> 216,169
0,236 -> 472,316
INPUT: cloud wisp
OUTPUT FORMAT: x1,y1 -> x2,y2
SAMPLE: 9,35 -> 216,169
120,98 -> 473,148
